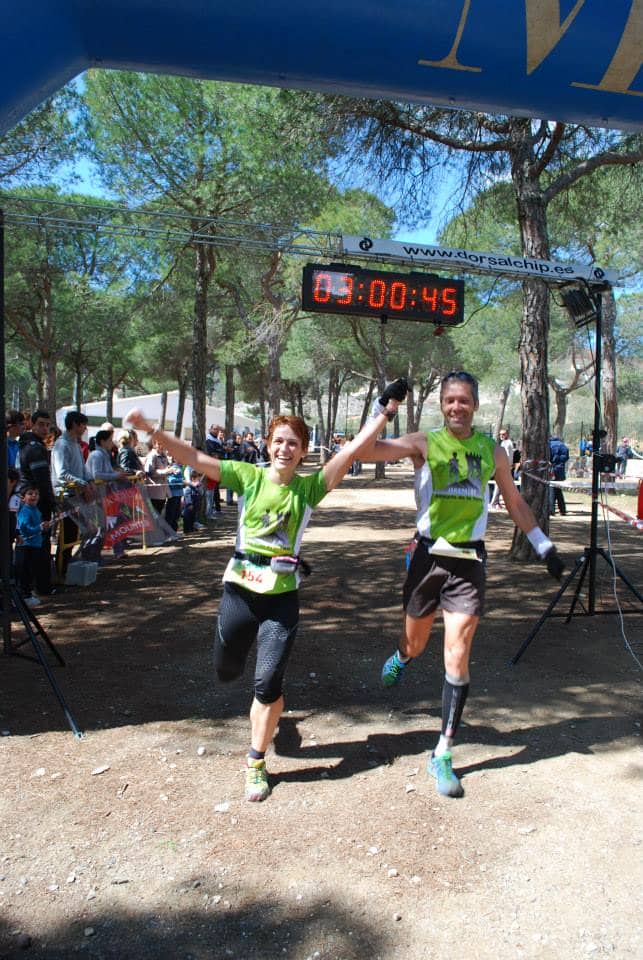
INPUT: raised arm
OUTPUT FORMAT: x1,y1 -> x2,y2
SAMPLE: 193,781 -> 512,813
322,379 -> 409,492
362,431 -> 428,469
125,409 -> 221,483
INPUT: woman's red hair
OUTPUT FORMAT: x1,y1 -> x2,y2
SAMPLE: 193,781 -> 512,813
267,415 -> 310,461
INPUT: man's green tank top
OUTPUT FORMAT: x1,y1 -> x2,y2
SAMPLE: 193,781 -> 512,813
414,427 -> 497,542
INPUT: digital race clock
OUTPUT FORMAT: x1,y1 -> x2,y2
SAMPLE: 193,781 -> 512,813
301,263 -> 465,326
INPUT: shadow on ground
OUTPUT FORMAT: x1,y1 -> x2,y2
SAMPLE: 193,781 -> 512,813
1,476 -> 641,756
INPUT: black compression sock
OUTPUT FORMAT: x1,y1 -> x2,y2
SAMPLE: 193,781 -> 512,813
441,673 -> 470,739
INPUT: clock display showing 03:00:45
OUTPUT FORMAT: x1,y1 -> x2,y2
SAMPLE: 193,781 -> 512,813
301,264 -> 465,325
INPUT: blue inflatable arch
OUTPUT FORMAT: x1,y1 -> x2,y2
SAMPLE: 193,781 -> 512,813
2,0 -> 642,135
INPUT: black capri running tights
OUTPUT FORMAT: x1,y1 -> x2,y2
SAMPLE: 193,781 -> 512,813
214,582 -> 299,704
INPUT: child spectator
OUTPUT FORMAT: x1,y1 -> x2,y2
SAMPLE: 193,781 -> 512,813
15,484 -> 51,606
182,471 -> 202,534
165,456 -> 185,532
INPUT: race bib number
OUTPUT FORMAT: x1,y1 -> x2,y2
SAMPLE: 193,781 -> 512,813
223,555 -> 280,594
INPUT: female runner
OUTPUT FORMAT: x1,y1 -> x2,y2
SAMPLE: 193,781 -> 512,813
126,382 -> 405,802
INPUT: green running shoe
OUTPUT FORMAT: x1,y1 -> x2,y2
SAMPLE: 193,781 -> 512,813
381,651 -> 409,687
428,751 -> 464,798
245,758 -> 270,802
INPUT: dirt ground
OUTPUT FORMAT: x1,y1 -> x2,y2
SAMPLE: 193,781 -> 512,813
1,466 -> 641,960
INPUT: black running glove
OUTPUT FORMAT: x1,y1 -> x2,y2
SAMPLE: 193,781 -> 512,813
374,378 -> 409,420
545,547 -> 565,581
379,377 -> 409,405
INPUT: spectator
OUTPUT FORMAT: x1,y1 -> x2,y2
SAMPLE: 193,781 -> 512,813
17,408 -> 57,595
15,484 -> 51,607
204,424 -> 224,518
182,471 -> 202,534
6,409 -> 26,468
100,421 -> 119,467
164,456 -> 185,532
615,437 -> 634,477
222,434 -> 241,506
87,430 -> 129,482
548,435 -> 570,516
241,430 -> 259,465
257,435 -> 269,466
346,433 -> 363,476
489,427 -> 515,509
51,411 -> 94,578
46,425 -> 62,450
117,430 -> 145,476
144,437 -> 171,515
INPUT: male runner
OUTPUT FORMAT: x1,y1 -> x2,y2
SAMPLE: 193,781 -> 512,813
366,370 -> 564,798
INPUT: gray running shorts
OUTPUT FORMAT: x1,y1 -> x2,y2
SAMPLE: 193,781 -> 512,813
403,540 -> 486,618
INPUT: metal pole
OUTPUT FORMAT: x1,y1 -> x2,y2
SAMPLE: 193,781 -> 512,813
0,210 -> 13,652
588,294 -> 602,616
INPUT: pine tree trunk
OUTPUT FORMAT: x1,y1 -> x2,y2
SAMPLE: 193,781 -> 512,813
105,366 -> 114,422
225,365 -> 235,436
159,391 -> 168,431
258,381 -> 267,436
494,383 -> 511,438
191,243 -> 209,450
601,290 -> 618,454
43,353 -> 57,415
73,369 -> 82,410
175,376 -> 187,437
510,133 -> 552,559
267,327 -> 281,420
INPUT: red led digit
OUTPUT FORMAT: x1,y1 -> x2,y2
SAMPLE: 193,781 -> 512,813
389,281 -> 407,311
442,288 -> 457,315
368,278 -> 386,309
313,272 -> 332,303
337,275 -> 354,305
422,286 -> 438,311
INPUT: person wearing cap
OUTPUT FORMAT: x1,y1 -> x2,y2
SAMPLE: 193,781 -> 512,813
362,370 -> 565,799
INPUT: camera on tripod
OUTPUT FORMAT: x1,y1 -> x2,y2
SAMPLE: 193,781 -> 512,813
595,453 -> 617,474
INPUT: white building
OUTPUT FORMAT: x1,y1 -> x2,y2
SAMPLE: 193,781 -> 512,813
57,390 -> 260,440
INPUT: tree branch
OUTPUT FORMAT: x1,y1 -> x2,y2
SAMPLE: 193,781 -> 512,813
544,149 -> 643,204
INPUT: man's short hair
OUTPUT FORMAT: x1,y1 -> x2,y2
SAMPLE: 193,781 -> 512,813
65,410 -> 89,430
31,409 -> 51,425
440,370 -> 479,405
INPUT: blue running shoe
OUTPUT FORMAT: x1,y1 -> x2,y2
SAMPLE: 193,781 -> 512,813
381,651 -> 409,687
428,751 -> 464,798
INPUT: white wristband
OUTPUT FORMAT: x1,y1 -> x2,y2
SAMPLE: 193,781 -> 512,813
527,526 -> 553,558
370,399 -> 388,420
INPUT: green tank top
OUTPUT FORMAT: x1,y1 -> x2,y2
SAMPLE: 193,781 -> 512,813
415,427 -> 497,542
219,459 -> 327,595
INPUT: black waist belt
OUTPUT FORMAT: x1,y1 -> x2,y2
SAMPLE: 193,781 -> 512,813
234,550 -> 272,566
418,536 -> 485,549
233,551 -> 312,577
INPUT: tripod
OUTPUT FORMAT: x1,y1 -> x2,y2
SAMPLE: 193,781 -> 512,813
2,576 -> 83,738
511,286 -> 643,665
1,210 -> 82,737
